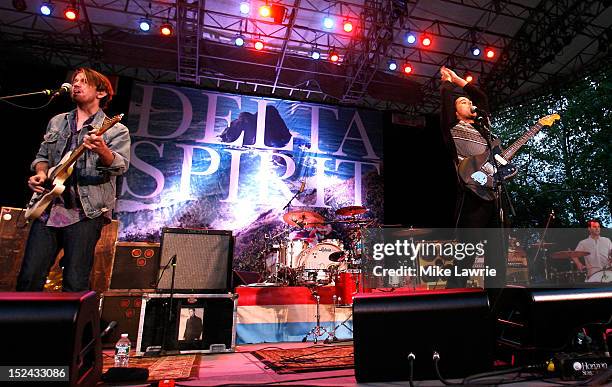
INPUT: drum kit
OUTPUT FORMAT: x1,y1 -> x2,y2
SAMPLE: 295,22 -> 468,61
261,205 -> 372,342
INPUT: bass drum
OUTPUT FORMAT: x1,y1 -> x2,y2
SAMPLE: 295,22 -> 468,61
295,243 -> 346,285
586,269 -> 612,283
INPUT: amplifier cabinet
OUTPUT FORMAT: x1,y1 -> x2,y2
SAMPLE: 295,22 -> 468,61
136,293 -> 237,355
100,290 -> 154,348
109,242 -> 160,290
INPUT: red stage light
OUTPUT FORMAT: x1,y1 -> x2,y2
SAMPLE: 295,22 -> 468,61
254,40 -> 264,50
403,63 -> 413,74
343,20 -> 353,33
485,48 -> 495,58
421,35 -> 432,47
329,50 -> 340,62
64,6 -> 78,20
259,4 -> 271,18
160,23 -> 173,36
465,74 -> 473,82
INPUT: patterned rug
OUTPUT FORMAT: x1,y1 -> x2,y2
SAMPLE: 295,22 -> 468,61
252,345 -> 354,374
103,354 -> 199,381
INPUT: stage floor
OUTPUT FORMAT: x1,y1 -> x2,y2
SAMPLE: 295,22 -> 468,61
101,341 -> 577,386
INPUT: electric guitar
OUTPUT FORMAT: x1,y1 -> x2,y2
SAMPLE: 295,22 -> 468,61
24,114 -> 124,220
457,114 -> 560,201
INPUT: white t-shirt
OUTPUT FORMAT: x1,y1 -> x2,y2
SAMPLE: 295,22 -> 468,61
575,236 -> 612,278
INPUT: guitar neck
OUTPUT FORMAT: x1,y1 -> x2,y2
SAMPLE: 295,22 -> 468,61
501,122 -> 543,160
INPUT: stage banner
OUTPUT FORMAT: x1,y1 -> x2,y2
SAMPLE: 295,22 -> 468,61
117,83 -> 383,270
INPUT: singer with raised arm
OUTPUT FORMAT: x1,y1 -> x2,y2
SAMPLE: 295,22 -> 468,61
439,66 -> 507,289
16,68 -> 131,292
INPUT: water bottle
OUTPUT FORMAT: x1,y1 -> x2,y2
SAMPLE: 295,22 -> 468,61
114,333 -> 131,367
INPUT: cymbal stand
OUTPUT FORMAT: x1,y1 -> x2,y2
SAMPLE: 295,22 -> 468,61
325,296 -> 354,343
302,286 -> 331,343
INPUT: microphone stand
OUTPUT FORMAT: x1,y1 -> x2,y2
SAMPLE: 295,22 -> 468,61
153,254 -> 177,356
0,90 -> 55,100
282,184 -> 304,211
532,211 -> 554,282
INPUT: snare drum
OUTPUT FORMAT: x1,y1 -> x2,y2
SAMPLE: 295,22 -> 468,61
334,270 -> 361,306
586,269 -> 612,283
300,269 -> 332,285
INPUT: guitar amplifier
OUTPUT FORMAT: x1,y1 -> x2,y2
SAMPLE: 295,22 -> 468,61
109,242 -> 160,290
0,207 -> 31,291
100,290 -> 154,348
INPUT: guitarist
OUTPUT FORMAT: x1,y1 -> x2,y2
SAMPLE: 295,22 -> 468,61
439,66 -> 507,289
16,68 -> 130,292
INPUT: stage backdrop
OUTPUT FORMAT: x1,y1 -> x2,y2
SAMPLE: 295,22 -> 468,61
116,83 -> 383,271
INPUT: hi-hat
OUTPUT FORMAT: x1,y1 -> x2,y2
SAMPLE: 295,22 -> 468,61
550,250 -> 589,259
283,209 -> 324,228
528,242 -> 556,248
335,206 -> 367,217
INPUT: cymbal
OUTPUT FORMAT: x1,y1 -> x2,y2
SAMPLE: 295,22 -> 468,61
550,250 -> 590,259
528,242 -> 556,248
329,251 -> 346,262
283,210 -> 324,228
389,228 -> 432,237
335,206 -> 367,217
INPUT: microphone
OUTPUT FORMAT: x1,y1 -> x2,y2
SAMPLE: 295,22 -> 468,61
470,105 -> 488,116
299,180 -> 306,193
45,83 -> 72,98
101,321 -> 117,338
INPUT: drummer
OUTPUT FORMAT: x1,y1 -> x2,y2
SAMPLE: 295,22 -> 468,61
572,219 -> 612,279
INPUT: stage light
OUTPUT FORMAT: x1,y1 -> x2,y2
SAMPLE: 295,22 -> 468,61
421,35 -> 432,47
471,46 -> 481,56
310,48 -> 321,60
343,20 -> 353,33
323,16 -> 334,29
239,1 -> 250,15
254,39 -> 264,50
160,22 -> 173,36
403,63 -> 413,74
12,0 -> 27,12
64,5 -> 78,20
406,32 -> 417,44
234,35 -> 245,47
388,60 -> 397,71
465,74 -> 473,82
259,4 -> 271,18
270,4 -> 286,23
40,2 -> 53,15
139,18 -> 152,32
485,48 -> 495,58
329,49 -> 339,62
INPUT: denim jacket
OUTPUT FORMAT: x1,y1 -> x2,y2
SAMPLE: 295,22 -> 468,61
31,109 -> 131,219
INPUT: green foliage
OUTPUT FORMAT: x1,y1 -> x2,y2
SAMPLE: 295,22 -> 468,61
492,66 -> 612,227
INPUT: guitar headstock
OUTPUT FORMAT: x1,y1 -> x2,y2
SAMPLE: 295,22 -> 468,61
538,113 -> 560,127
94,114 -> 124,135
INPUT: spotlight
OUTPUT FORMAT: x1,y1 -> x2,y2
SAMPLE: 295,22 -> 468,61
234,35 -> 245,47
406,32 -> 417,44
259,4 -> 271,18
254,39 -> 264,50
485,48 -> 495,58
323,16 -> 334,29
239,1 -> 250,15
421,35 -> 432,47
329,50 -> 339,62
465,74 -> 473,82
388,60 -> 397,71
270,4 -> 287,24
40,1 -> 53,15
12,0 -> 27,12
160,22 -> 173,36
64,5 -> 78,21
310,48 -> 321,60
471,46 -> 481,56
403,63 -> 413,74
139,18 -> 152,32
343,20 -> 353,33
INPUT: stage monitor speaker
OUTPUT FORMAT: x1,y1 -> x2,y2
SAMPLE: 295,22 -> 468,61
157,228 -> 233,293
353,288 -> 492,383
493,286 -> 612,365
0,291 -> 101,386
109,242 -> 160,289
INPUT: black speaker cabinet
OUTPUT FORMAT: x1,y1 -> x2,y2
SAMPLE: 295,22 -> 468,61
100,291 -> 151,348
157,228 -> 233,293
493,286 -> 612,365
353,289 -> 492,382
135,293 -> 237,354
109,242 -> 160,290
0,291 -> 101,386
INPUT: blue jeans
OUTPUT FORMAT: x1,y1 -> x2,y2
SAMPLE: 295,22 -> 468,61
16,216 -> 105,292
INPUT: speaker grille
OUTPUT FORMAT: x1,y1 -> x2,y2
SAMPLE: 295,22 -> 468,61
157,228 -> 233,292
